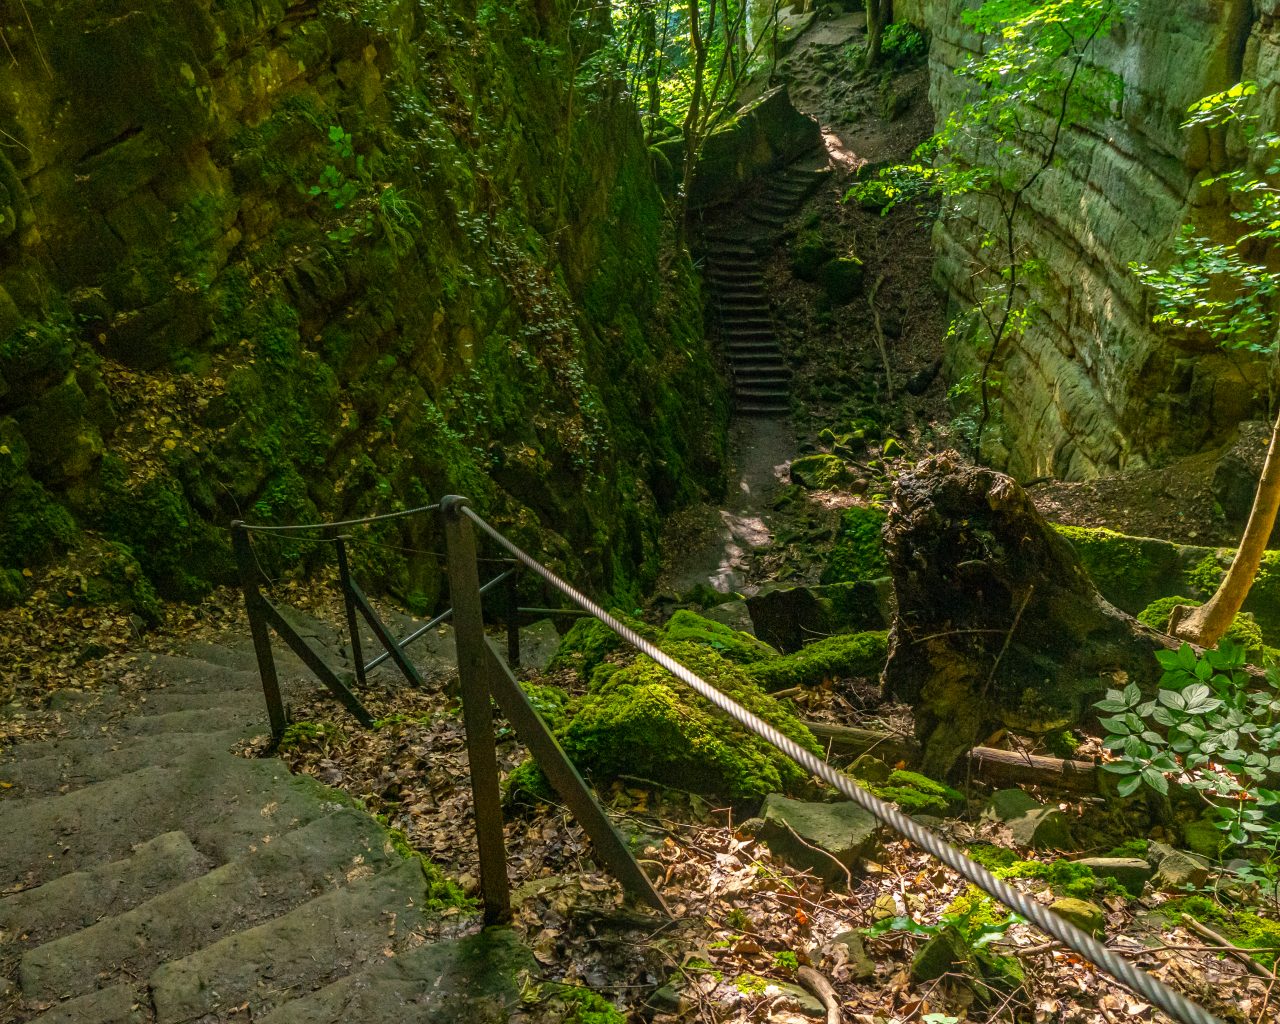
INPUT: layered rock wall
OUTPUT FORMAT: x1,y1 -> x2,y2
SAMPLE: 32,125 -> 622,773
0,0 -> 729,608
898,0 -> 1275,479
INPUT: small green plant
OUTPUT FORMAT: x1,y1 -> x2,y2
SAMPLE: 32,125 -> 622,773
881,22 -> 926,66
772,950 -> 798,973
308,124 -> 373,245
1096,641 -> 1280,852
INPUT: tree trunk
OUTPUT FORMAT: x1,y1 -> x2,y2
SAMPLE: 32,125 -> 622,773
1172,406 -> 1280,647
882,452 -> 1169,777
864,0 -> 887,67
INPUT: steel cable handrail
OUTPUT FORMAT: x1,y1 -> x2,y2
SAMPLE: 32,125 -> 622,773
235,502 -> 442,534
461,505 -> 1221,1024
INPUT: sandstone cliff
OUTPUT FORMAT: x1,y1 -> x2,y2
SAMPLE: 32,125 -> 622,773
899,0 -> 1274,480
0,0 -> 728,609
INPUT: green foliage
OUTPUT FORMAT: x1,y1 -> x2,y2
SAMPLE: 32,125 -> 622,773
772,949 -> 798,973
1096,642 -> 1280,854
881,22 -> 927,67
0,478 -> 78,567
821,506 -> 888,585
848,0 -> 1124,461
504,757 -> 556,807
1133,82 -> 1280,355
279,720 -> 344,753
746,631 -> 888,691
547,611 -> 659,678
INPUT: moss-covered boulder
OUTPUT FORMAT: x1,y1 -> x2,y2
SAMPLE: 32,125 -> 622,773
819,257 -> 864,305
867,769 -> 962,815
661,609 -> 779,665
547,612 -> 659,679
747,631 -> 888,691
559,640 -> 822,802
789,454 -> 852,490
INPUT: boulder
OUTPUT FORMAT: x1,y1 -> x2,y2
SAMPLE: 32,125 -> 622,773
982,790 -> 1072,850
1149,843 -> 1210,890
517,619 -> 561,672
758,794 -> 879,884
789,453 -> 852,490
828,930 -> 876,980
1070,857 -> 1153,897
747,580 -> 889,652
701,598 -> 757,635
1049,898 -> 1106,937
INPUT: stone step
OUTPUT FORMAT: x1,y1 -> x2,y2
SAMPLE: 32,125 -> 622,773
0,752 -> 338,890
728,356 -> 788,370
738,403 -> 790,417
736,385 -> 791,400
0,727 -> 247,799
734,372 -> 791,386
719,303 -> 772,316
19,809 -> 398,1002
0,832 -> 211,969
259,929 -> 533,1024
146,858 -> 435,1023
722,325 -> 775,337
724,338 -> 778,350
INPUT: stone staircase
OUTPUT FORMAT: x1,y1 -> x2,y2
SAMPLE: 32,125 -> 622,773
701,153 -> 830,417
0,625 -> 530,1024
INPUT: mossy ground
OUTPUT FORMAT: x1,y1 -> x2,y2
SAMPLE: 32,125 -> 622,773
747,631 -> 887,691
820,507 -> 888,585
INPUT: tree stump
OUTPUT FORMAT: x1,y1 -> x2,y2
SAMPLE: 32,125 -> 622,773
882,452 -> 1166,776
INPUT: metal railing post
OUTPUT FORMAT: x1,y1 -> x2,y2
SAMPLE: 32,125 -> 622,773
334,536 -> 368,689
231,522 -> 288,744
441,495 -> 512,925
505,565 -> 521,669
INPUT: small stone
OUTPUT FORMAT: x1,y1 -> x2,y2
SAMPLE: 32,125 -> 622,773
1070,857 -> 1154,896
1049,898 -> 1106,937
829,930 -> 876,980
870,892 -> 899,922
1152,845 -> 1210,890
759,795 -> 879,884
772,980 -> 827,1019
983,790 -> 1071,849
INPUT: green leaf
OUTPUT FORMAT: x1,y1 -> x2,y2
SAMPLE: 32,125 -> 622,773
1140,767 -> 1169,795
1117,774 -> 1144,797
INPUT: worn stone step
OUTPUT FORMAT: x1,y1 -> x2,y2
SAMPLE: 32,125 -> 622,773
27,980 -> 146,1024
734,373 -> 791,388
0,752 -> 338,890
738,404 -> 790,417
19,809 -> 398,1002
135,652 -> 268,694
259,928 -> 532,1024
0,832 -> 211,971
0,728 -> 246,798
146,859 -> 437,1023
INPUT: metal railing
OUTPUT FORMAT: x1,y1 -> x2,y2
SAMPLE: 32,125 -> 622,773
232,496 -> 1222,1024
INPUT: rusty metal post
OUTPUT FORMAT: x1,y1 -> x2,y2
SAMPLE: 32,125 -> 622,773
441,495 -> 512,925
334,536 -> 368,689
231,522 -> 288,744
505,565 -> 521,669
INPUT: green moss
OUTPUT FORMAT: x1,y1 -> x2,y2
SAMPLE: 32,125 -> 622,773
662,609 -> 779,665
559,640 -> 822,802
1105,839 -> 1150,859
1138,595 -> 1264,652
944,885 -> 1009,926
996,858 -> 1122,900
0,312 -> 76,389
1186,553 -> 1224,595
504,757 -> 555,807
555,985 -> 625,1024
1053,525 -> 1181,612
79,541 -> 163,625
0,477 -> 78,567
772,950 -> 799,972
870,769 -> 962,815
966,844 -> 1020,871
790,230 -> 837,281
279,720 -> 343,752
747,631 -> 888,691
820,507 -> 888,585
789,453 -> 851,490
547,611 -> 658,679
1164,896 -> 1280,969
521,681 -> 570,731
735,973 -> 770,995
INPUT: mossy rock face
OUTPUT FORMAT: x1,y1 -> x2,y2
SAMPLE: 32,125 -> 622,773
1053,526 -> 1184,612
790,230 -> 837,281
1049,897 -> 1105,937
559,640 -> 822,802
747,631 -> 888,691
821,506 -> 888,585
662,609 -> 779,665
789,454 -> 852,490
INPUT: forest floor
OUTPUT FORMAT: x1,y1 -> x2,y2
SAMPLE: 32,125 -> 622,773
3,12 -> 1278,1024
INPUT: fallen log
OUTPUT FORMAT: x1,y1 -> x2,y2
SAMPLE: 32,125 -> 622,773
804,720 -> 1100,794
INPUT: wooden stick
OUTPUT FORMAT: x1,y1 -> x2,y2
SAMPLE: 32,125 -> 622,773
796,966 -> 843,1024
965,745 -> 1099,794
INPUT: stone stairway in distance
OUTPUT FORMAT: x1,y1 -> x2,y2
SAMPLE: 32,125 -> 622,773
701,152 -> 829,417
0,618 -> 531,1024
